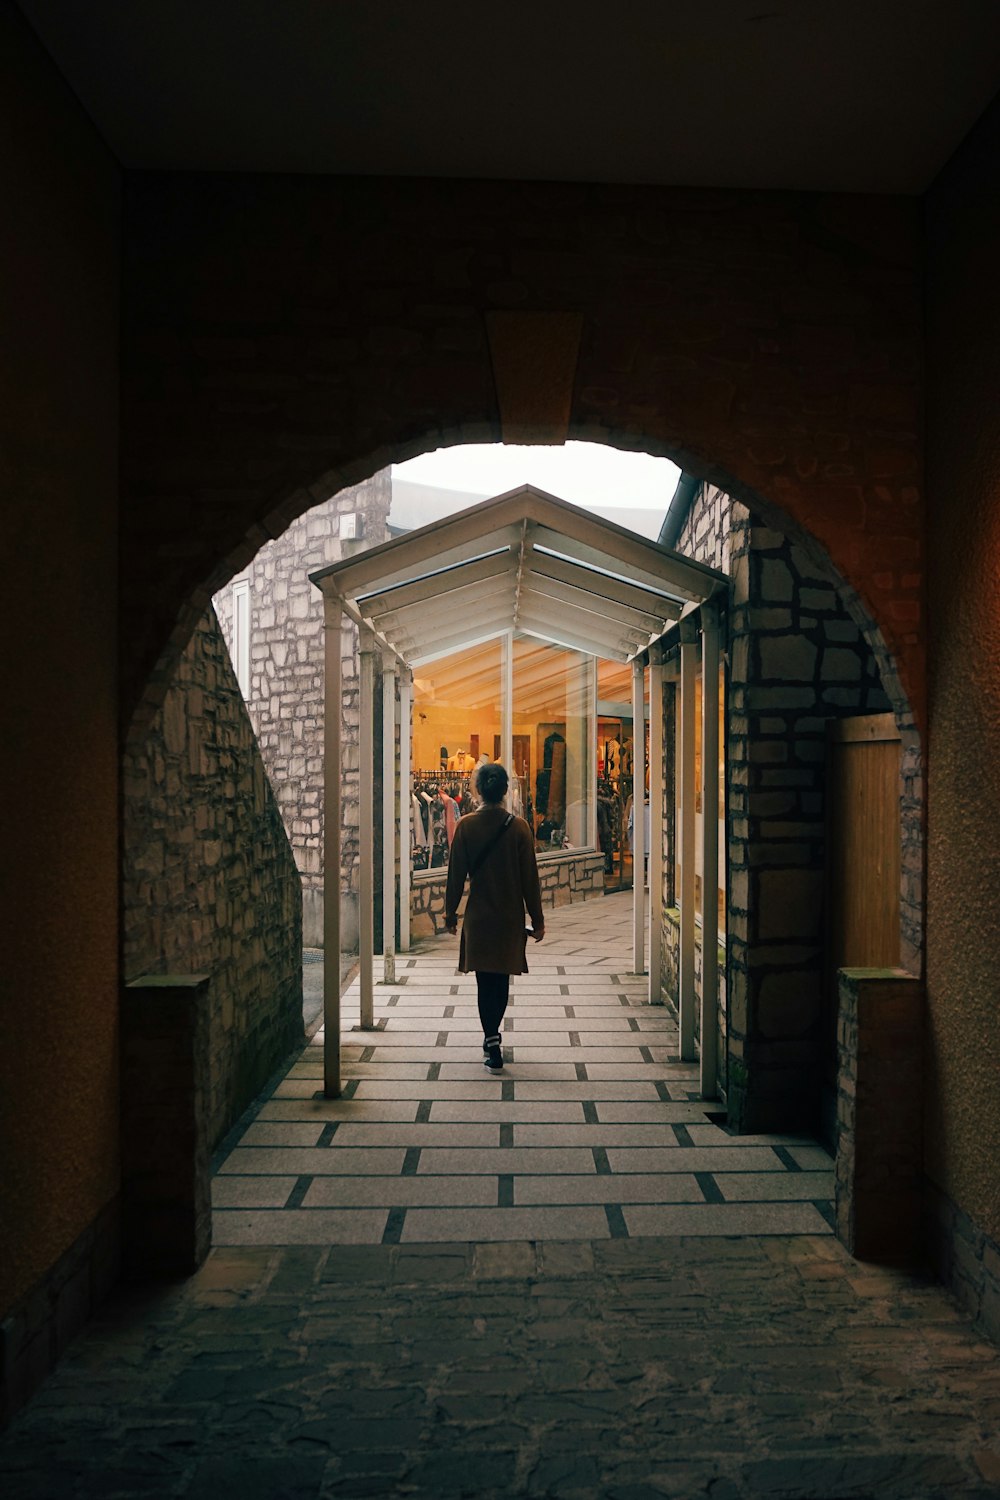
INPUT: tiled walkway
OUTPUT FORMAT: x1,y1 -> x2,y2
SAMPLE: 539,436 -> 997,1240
6,897 -> 1000,1497
214,893 -> 833,1246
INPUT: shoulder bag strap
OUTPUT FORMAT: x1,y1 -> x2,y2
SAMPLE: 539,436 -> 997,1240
468,814 -> 514,879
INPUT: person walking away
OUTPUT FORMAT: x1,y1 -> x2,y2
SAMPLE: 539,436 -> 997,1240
444,762 -> 544,1070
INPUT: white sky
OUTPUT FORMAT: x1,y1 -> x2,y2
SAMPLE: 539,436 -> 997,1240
392,442 -> 679,511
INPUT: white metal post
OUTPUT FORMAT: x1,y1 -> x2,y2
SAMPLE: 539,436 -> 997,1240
358,628 -> 376,1030
322,595 -> 343,1098
381,650 -> 397,986
632,657 -> 646,976
399,668 -> 412,952
700,604 -> 721,1098
648,647 -> 664,1006
679,624 -> 698,1062
502,629 -> 513,775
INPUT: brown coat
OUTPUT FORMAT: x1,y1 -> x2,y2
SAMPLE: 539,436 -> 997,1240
445,806 -> 544,974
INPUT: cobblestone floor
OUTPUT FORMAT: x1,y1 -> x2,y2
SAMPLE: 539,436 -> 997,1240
4,895 -> 1000,1496
215,894 -> 834,1246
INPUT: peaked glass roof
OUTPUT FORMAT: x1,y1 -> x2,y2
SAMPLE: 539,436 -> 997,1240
310,485 -> 725,666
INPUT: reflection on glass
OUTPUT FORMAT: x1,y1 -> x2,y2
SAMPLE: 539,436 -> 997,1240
513,636 -> 592,855
410,640 -> 501,871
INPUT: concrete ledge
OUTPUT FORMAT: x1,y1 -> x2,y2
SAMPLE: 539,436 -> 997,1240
836,968 -> 923,1263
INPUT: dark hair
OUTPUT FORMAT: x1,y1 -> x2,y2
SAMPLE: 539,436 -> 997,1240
475,761 -> 509,805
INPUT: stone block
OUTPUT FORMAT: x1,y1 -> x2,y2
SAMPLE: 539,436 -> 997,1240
756,973 -> 820,1038
758,635 -> 817,681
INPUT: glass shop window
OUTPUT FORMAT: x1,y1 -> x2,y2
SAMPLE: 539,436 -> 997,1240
674,674 -> 726,926
410,640 -> 502,871
513,637 -> 593,855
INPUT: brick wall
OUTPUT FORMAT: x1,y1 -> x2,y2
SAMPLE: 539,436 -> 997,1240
119,177 -> 924,744
214,472 -> 392,948
122,608 -> 303,1151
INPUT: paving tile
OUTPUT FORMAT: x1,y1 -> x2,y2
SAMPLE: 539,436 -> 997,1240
399,1205 -> 610,1242
417,1147 -> 597,1175
437,1063 -> 580,1080
511,1047 -> 648,1063
606,1146 -> 783,1173
786,1144 -> 836,1170
584,1063 -> 698,1080
595,1102 -> 718,1122
213,1209 -> 389,1244
514,1082 -> 661,1100
429,1101 -> 586,1123
257,1099 -> 421,1123
684,1123 -> 819,1147
237,1122 -> 326,1147
513,1124 -> 681,1146
714,1171 -> 835,1202
211,1176 -> 298,1208
331,1124 -> 499,1147
218,1147 -> 407,1175
622,1201 -> 833,1236
303,1176 -> 498,1207
353,1080 -> 505,1100
514,1174 -> 706,1205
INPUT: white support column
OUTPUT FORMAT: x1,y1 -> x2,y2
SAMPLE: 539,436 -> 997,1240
699,603 -> 721,1099
381,649 -> 397,986
502,629 -> 513,774
679,622 -> 698,1062
322,595 -> 343,1098
399,668 -> 412,953
648,647 -> 664,1006
358,627 -> 377,1030
632,657 -> 646,976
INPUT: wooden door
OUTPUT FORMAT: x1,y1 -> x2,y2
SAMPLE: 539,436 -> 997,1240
823,714 -> 901,1141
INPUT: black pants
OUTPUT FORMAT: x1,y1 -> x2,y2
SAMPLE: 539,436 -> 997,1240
476,971 -> 510,1038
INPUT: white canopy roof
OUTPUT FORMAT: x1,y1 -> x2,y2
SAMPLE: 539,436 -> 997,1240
310,484 -> 725,666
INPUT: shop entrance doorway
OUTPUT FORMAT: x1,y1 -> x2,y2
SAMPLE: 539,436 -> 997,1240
597,714 -> 634,892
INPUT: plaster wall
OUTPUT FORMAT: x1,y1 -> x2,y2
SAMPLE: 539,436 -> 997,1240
925,97 -> 1000,1247
0,2 -> 121,1316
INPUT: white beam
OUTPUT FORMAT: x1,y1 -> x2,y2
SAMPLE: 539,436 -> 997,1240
381,650 -> 397,986
632,658 -> 646,976
700,605 -> 721,1100
518,583 -> 661,639
679,628 -> 698,1062
375,572 -> 513,635
502,630 -> 513,774
316,522 -> 523,597
648,650 -> 664,1007
399,669 -> 412,953
359,550 -> 516,618
359,629 -> 377,1030
322,596 -> 343,1098
516,619 -> 634,661
530,551 -> 685,620
531,524 -> 707,600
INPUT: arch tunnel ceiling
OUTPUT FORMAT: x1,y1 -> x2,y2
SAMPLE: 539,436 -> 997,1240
310,486 -> 726,681
15,1 -> 1000,192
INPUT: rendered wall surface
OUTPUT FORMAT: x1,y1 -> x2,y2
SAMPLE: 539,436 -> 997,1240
925,97 -> 1000,1248
120,176 -> 924,738
0,1 -> 121,1316
122,610 -> 304,1151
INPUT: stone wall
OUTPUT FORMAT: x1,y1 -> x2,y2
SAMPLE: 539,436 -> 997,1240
215,472 -> 393,948
661,482 -> 894,1128
411,853 -> 606,938
122,608 -> 303,1152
